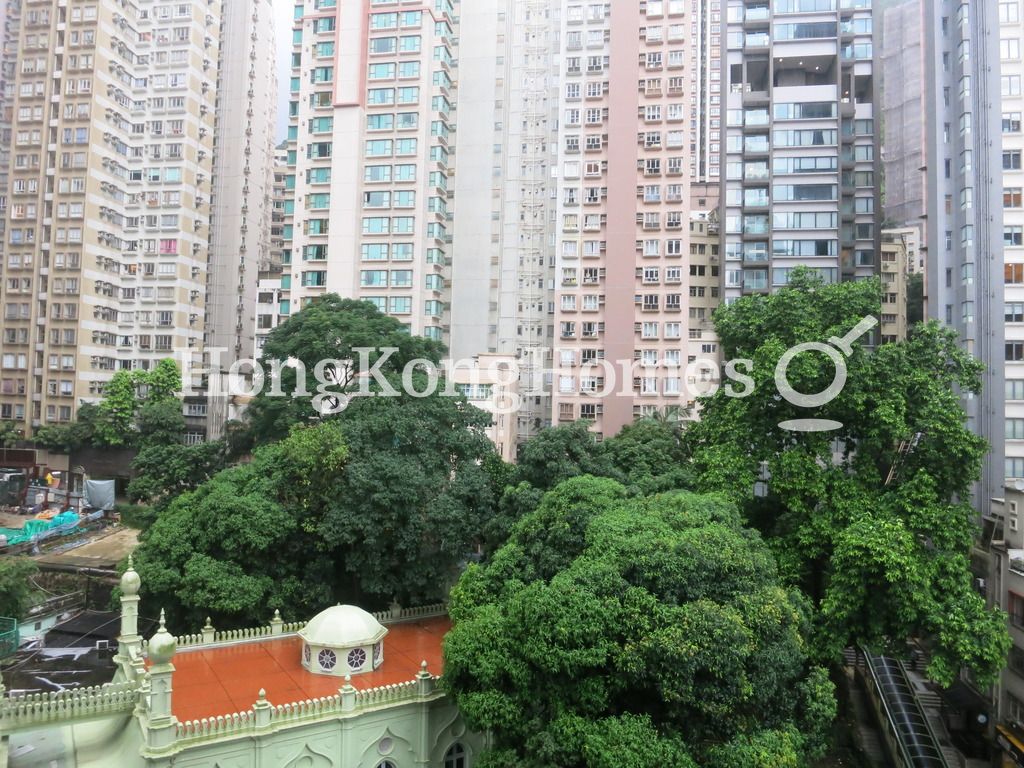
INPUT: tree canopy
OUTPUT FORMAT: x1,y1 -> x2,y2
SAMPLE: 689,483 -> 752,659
240,295 -> 446,447
443,477 -> 834,768
683,268 -> 1009,686
0,557 -> 39,620
133,380 -> 498,628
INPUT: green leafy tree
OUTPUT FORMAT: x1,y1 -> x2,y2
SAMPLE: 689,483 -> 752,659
514,421 -> 620,490
444,477 -> 834,767
133,383 -> 499,627
241,295 -> 446,447
602,418 -> 693,494
126,441 -> 228,512
133,423 -> 349,628
93,371 -> 142,447
316,379 -> 498,604
0,421 -> 21,448
684,268 -> 1009,686
0,557 -> 39,620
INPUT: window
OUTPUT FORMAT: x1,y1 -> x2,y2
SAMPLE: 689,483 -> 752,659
1008,419 -> 1024,440
318,648 -> 337,671
444,744 -> 467,768
1010,380 -> 1024,400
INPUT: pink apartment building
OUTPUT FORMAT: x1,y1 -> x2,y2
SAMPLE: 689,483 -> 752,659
553,0 -> 698,437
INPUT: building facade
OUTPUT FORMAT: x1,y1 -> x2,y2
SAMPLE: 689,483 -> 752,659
203,0 -> 278,439
880,0 -> 1005,510
1002,0 -> 1024,488
720,0 -> 880,305
550,0 -> 696,438
879,228 -> 910,344
447,0 -> 559,443
0,0 -> 219,434
690,0 -> 722,185
0,560 -> 482,768
283,0 -> 456,343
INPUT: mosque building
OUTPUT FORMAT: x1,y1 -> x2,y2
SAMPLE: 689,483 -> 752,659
0,558 -> 482,767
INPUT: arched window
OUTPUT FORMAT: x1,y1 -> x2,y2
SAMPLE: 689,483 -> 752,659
444,743 -> 467,768
376,762 -> 396,768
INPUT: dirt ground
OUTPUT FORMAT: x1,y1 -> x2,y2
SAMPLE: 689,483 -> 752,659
0,510 -> 26,529
34,527 -> 138,570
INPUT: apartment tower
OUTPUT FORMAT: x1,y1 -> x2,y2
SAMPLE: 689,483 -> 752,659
880,0 -> 1004,510
283,0 -> 456,343
721,0 -> 879,306
448,0 -> 560,441
0,0 -> 218,433
550,0 -> 696,437
1001,0 -> 1024,487
204,0 -> 278,439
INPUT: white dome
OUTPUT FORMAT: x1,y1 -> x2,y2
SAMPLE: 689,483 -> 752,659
299,604 -> 387,648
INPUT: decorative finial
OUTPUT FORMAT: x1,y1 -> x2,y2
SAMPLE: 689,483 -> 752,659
273,609 -> 281,620
127,553 -> 135,570
420,660 -> 428,672
258,688 -> 266,701
203,617 -> 213,630
344,674 -> 352,684
158,608 -> 167,631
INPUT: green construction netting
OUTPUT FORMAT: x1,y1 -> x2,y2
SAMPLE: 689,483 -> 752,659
0,512 -> 80,546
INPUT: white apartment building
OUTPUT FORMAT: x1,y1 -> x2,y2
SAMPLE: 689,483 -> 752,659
691,0 -> 722,184
204,0 -> 277,439
448,0 -> 560,443
0,0 -> 218,433
550,0 -> 696,438
283,0 -> 456,343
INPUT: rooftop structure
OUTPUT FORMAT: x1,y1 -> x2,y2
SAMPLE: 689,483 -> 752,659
0,558 -> 478,767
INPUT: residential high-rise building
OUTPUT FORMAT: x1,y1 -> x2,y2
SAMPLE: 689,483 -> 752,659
691,0 -> 722,184
550,1 -> 695,437
448,0 -> 560,442
204,0 -> 278,439
0,0 -> 20,341
879,229 -> 910,344
880,0 -> 1004,510
1001,0 -> 1024,487
0,0 -> 219,433
687,189 -> 722,416
283,0 -> 457,343
254,144 -> 290,357
721,0 -> 880,304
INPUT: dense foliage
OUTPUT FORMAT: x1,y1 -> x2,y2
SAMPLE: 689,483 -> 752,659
239,294 -> 446,448
684,269 -> 1009,685
444,477 -> 835,767
0,557 -> 40,620
133,381 -> 498,628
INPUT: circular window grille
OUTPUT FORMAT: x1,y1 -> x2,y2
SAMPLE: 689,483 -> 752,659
378,737 -> 394,755
347,647 -> 367,670
302,643 -> 311,665
373,641 -> 383,666
318,648 -> 337,671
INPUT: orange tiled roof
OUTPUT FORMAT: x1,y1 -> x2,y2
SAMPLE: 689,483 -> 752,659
168,616 -> 450,722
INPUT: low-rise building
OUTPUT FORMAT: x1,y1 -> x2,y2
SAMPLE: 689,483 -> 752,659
0,560 -> 481,767
450,354 -> 519,463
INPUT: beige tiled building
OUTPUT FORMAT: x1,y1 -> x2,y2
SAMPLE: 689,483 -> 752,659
0,0 -> 219,433
551,0 -> 697,438
879,228 -> 912,345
